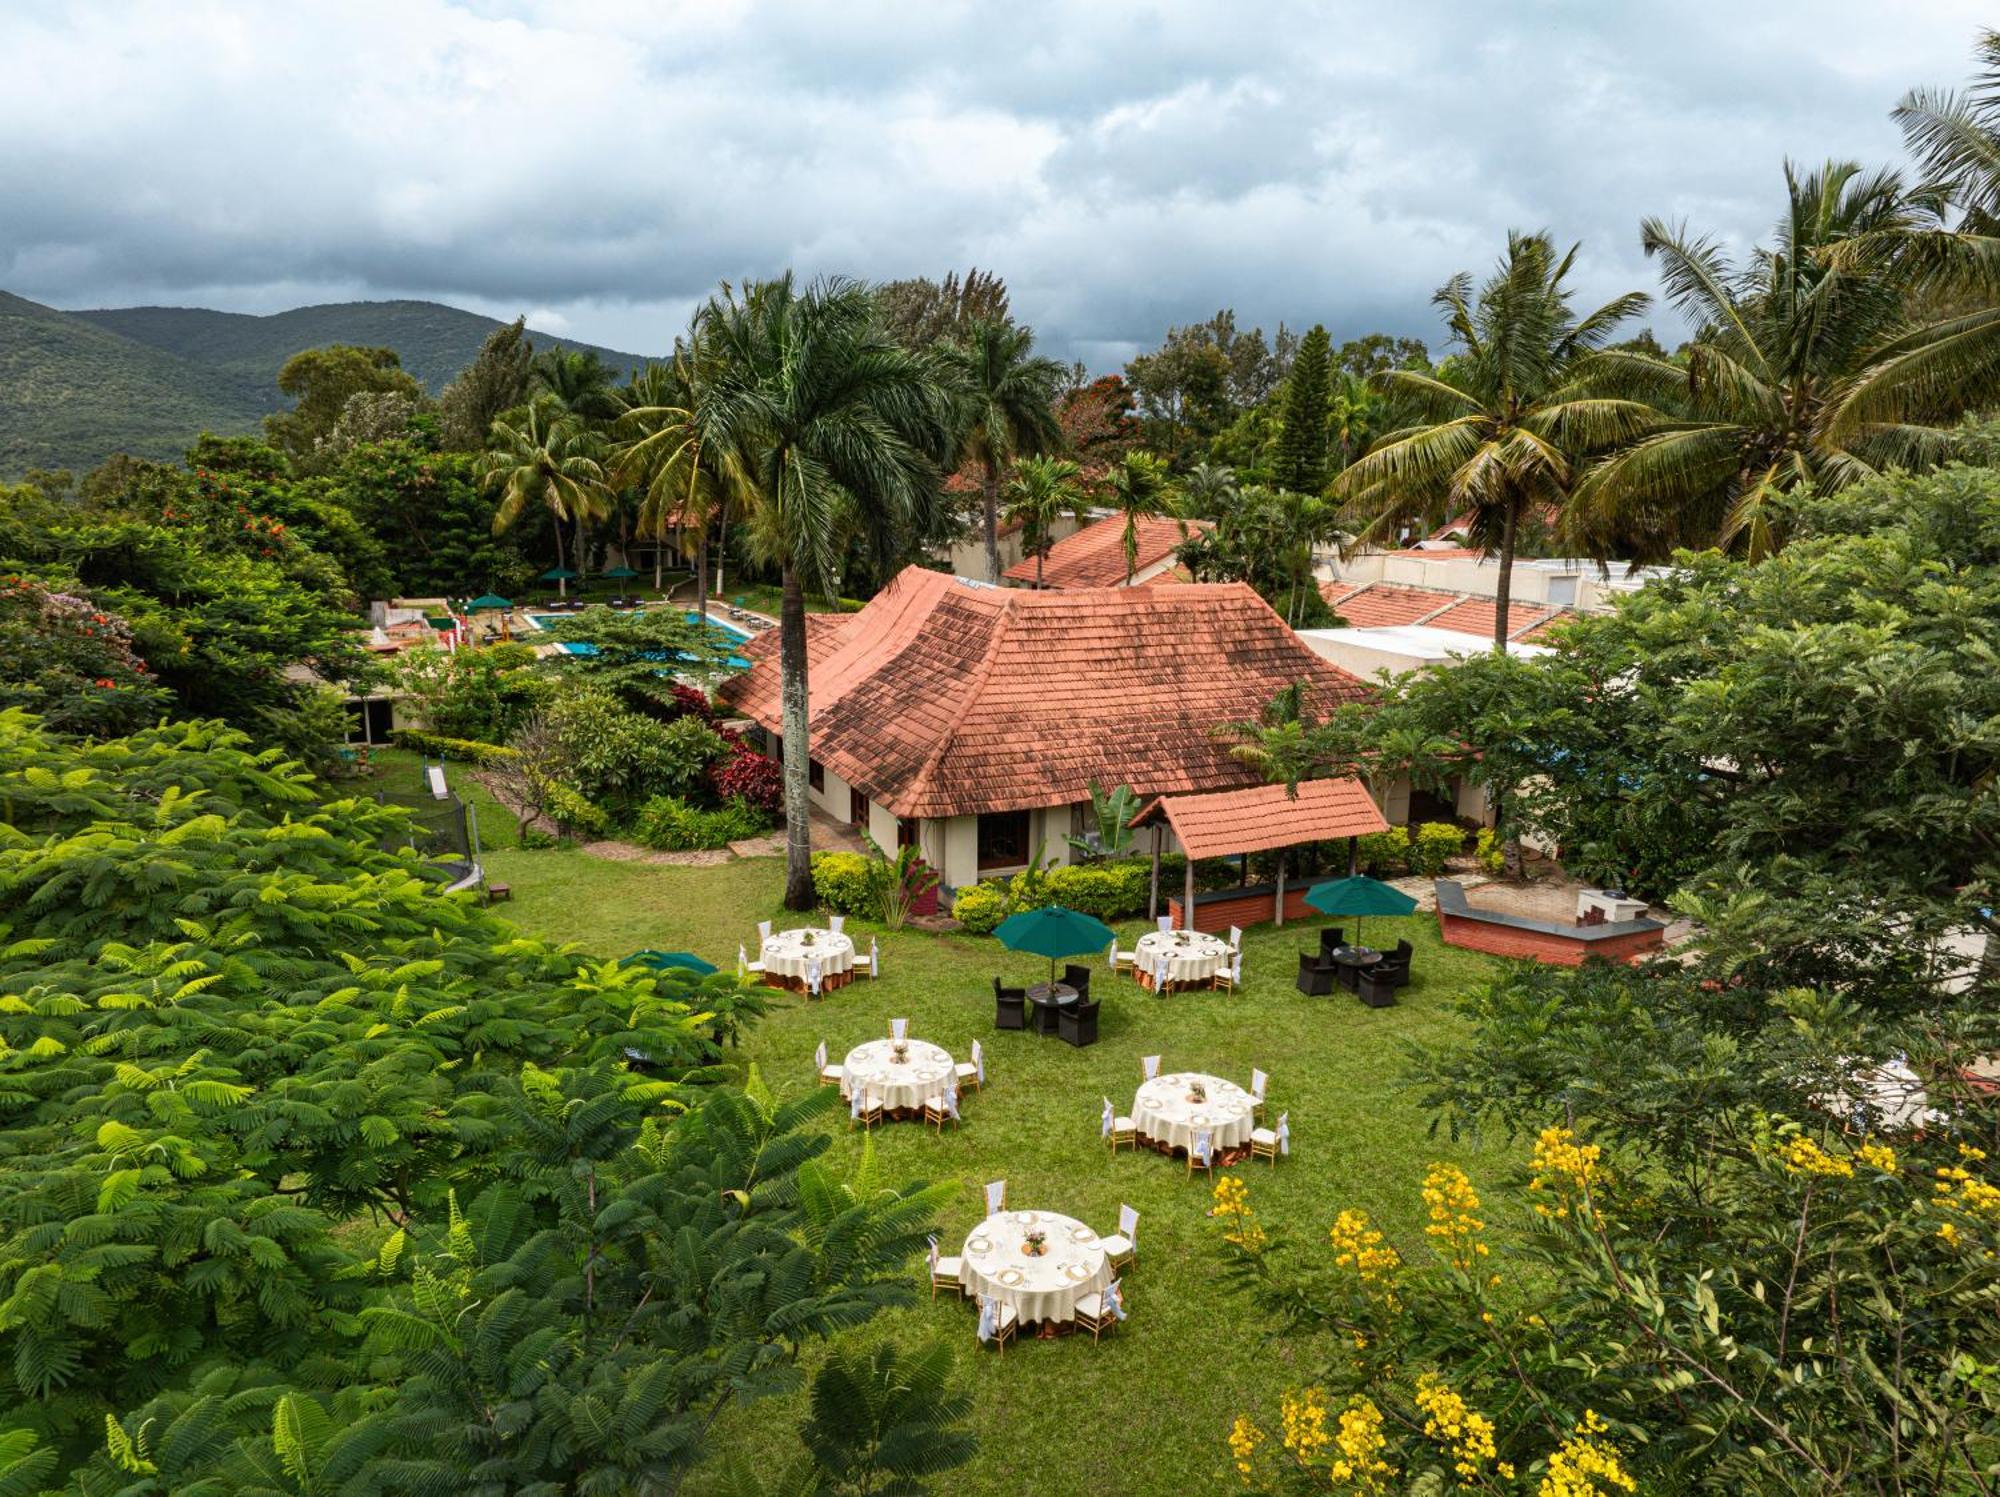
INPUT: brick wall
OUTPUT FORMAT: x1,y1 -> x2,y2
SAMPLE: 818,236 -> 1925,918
1437,910 -> 1663,966
1167,886 -> 1317,933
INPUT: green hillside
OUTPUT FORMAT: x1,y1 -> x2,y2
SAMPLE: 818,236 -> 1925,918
0,292 -> 267,475
0,292 -> 656,477
76,299 -> 650,393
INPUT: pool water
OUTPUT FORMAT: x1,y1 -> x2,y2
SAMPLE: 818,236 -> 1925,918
529,610 -> 751,669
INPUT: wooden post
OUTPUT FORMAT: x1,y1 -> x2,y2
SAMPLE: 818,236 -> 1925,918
1184,855 -> 1197,933
1274,848 -> 1287,927
1148,825 -> 1162,922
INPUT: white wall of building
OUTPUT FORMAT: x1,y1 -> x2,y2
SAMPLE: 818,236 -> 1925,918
1295,624 -> 1550,679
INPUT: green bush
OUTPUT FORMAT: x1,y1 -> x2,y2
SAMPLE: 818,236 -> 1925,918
1474,825 -> 1507,875
633,795 -> 764,852
543,782 -> 608,837
811,851 -> 876,914
1409,821 -> 1465,877
1042,860 -> 1152,920
656,715 -> 730,798
950,882 -> 1009,934
391,728 -> 522,767
1355,826 -> 1410,876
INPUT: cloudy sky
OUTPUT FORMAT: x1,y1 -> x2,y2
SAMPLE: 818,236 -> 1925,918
1,1 -> 1991,367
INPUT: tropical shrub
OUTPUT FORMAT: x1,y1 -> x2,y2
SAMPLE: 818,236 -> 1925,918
1473,825 -> 1506,875
812,851 -> 876,913
710,739 -> 784,815
1042,860 -> 1152,920
391,640 -> 547,743
0,576 -> 169,735
633,794 -> 766,851
542,687 -> 682,807
1408,821 -> 1464,877
1354,826 -> 1410,876
949,881 -> 1010,934
543,780 -> 609,836
866,840 -> 941,930
656,713 -> 731,797
391,727 -> 523,767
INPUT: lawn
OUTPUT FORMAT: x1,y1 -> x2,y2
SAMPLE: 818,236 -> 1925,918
469,830 -> 1522,1496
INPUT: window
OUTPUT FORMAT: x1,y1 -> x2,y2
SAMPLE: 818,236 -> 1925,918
809,758 -> 825,792
897,817 -> 918,850
976,809 -> 1031,871
849,787 -> 868,826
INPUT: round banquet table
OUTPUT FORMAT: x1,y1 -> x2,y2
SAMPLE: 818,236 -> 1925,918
959,1210 -> 1110,1325
1134,929 -> 1232,990
761,928 -> 855,989
838,1038 -> 956,1114
1131,1071 -> 1257,1155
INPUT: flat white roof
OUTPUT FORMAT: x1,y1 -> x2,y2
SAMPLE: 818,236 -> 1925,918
1296,623 -> 1553,663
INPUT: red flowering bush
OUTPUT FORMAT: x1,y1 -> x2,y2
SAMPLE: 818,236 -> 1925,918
0,578 -> 170,735
668,682 -> 715,722
709,744 -> 782,816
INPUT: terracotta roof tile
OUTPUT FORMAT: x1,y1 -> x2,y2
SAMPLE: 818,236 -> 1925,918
1321,582 -> 1462,628
1514,612 -> 1576,644
1140,564 -> 1194,586
1131,779 -> 1388,861
1002,513 -> 1207,589
1427,597 -> 1559,640
717,567 -> 1372,818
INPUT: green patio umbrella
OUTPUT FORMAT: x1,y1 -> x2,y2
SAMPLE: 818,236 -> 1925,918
601,565 -> 640,580
465,593 -> 512,611
539,565 -> 579,598
1303,875 -> 1418,948
620,949 -> 718,975
994,905 -> 1117,989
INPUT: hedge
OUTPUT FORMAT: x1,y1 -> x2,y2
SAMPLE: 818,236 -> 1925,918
811,851 -> 875,915
950,883 -> 1009,934
391,729 -> 522,767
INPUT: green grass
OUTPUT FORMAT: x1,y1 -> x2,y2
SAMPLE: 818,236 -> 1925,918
475,839 -> 1520,1496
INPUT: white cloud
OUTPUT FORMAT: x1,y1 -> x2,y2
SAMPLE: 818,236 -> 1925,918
0,0 -> 1991,364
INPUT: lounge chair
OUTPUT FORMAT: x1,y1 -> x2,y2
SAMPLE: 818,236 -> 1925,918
1059,997 -> 1100,1047
1296,951 -> 1335,996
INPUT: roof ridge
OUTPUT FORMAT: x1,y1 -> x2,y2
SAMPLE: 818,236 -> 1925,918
892,586 -> 1015,815
1507,603 -> 1564,640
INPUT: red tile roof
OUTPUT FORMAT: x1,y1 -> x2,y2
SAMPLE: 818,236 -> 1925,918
1002,513 -> 1207,589
1319,581 -> 1462,627
1131,778 -> 1387,861
717,566 -> 1373,818
1426,597 -> 1560,640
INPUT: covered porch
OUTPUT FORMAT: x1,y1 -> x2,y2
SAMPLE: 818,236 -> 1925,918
1129,779 -> 1390,933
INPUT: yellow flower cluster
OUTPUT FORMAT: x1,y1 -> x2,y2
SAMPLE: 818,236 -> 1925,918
1931,1143 -> 2000,1247
1329,1396 -> 1397,1493
1212,1174 -> 1267,1251
1422,1163 -> 1489,1271
1778,1136 -> 1853,1178
1227,1413 -> 1262,1484
1414,1372 -> 1511,1480
1279,1386 -> 1331,1463
1529,1126 -> 1604,1218
1328,1207 -> 1402,1290
1856,1140 -> 1899,1173
1537,1411 -> 1637,1496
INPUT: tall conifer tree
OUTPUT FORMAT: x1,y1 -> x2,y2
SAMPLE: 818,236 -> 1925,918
1274,323 -> 1333,494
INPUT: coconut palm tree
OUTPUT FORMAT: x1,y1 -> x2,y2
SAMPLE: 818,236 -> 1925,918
689,274 -> 951,909
1001,456 -> 1087,589
613,356 -> 724,611
1574,162 -> 2000,562
1333,232 -> 1653,647
1104,450 -> 1177,585
1179,460 -> 1239,516
942,319 -> 1065,582
478,396 -> 609,586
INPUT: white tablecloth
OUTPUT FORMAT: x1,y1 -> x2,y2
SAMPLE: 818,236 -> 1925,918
1135,930 -> 1232,986
1132,1071 -> 1256,1153
959,1211 -> 1110,1324
839,1038 -> 956,1112
762,928 -> 854,983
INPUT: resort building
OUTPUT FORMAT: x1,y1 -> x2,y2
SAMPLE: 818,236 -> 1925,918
716,565 -> 1370,892
999,512 -> 1208,590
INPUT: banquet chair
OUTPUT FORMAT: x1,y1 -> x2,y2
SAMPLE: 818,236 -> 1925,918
976,1296 -> 1018,1355
1110,939 -> 1138,976
1152,955 -> 1172,994
804,958 -> 823,1000
890,1017 -> 909,1042
984,1179 -> 1007,1216
738,943 -> 766,979
1102,1097 -> 1136,1153
758,920 -> 773,944
924,1088 -> 960,1133
1140,1055 -> 1161,1081
1156,915 -> 1175,934
828,914 -> 846,935
815,1041 -> 843,1088
1249,1068 -> 1269,1120
928,1235 -> 963,1301
1100,1204 -> 1139,1270
849,937 -> 879,979
1250,1111 -> 1290,1166
1212,949 -> 1243,992
956,1039 -> 985,1093
1072,1278 -> 1126,1342
850,1088 -> 882,1130
1227,925 -> 1243,951
1187,1129 -> 1215,1180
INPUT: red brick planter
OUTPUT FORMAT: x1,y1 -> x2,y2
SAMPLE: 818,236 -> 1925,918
1433,879 -> 1664,966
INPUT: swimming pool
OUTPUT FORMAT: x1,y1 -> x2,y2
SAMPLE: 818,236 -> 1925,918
530,610 -> 752,669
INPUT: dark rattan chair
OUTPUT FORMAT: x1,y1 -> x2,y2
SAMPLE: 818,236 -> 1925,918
994,977 -> 1027,1031
1062,963 -> 1093,998
1059,997 -> 1100,1047
1296,951 -> 1336,996
1318,926 -> 1347,956
1357,969 -> 1398,1008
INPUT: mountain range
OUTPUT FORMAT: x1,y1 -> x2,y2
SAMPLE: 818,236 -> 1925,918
0,291 -> 653,476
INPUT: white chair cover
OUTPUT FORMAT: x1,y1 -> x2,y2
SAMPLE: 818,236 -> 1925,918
928,1235 -> 940,1273
984,1179 -> 1006,1216
1229,950 -> 1243,985
1250,1068 -> 1268,1101
1191,1129 -> 1213,1165
758,920 -> 772,943
1118,1203 -> 1140,1241
1105,1278 -> 1128,1321
972,1039 -> 984,1083
828,914 -> 846,934
1100,1098 -> 1114,1138
815,1040 -> 827,1072
1156,915 -> 1174,934
1106,937 -> 1118,968
943,1088 -> 960,1120
977,1297 -> 999,1342
1141,1055 -> 1161,1080
850,1087 -> 865,1121
1277,1112 -> 1291,1155
891,1017 -> 908,1042
1154,955 -> 1171,990
738,943 -> 750,971
805,958 -> 822,996
869,936 -> 880,976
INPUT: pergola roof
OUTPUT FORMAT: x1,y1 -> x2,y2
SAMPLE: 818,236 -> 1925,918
1129,778 -> 1388,861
